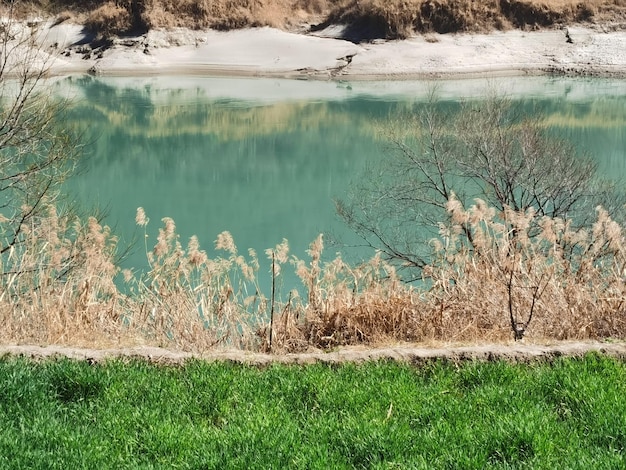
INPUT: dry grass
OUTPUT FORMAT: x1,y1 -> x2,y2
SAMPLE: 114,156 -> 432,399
0,205 -> 268,351
425,196 -> 626,343
5,0 -> 626,38
0,205 -> 121,347
326,0 -> 625,38
84,3 -> 134,37
1,201 -> 624,352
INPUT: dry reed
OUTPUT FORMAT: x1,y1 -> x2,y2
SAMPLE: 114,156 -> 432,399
1,202 -> 624,352
424,195 -> 626,342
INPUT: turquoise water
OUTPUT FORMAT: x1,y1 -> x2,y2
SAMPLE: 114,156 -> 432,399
57,75 -> 626,290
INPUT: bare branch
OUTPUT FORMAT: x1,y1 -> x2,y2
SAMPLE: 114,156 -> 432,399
338,91 -> 623,280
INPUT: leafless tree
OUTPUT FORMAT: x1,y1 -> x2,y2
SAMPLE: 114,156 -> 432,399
338,91 -> 623,281
0,3 -> 81,277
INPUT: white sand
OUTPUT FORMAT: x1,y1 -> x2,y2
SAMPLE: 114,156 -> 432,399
35,21 -> 626,79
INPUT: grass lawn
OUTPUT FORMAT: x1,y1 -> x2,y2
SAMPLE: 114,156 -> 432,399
0,353 -> 624,469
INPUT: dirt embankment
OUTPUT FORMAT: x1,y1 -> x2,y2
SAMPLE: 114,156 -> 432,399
13,0 -> 626,41
2,341 -> 626,365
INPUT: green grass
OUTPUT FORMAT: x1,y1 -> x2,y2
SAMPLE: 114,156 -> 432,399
0,354 -> 625,469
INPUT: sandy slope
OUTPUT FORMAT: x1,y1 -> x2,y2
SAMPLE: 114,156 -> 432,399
35,22 -> 626,79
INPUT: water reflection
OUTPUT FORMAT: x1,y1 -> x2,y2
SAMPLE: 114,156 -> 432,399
59,75 -> 626,291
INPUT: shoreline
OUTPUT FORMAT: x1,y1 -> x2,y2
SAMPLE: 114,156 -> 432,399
35,22 -> 626,80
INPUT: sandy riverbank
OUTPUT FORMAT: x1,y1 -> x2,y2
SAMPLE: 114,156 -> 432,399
31,21 -> 626,79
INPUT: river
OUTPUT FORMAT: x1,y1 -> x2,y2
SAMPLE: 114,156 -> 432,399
57,75 -> 625,291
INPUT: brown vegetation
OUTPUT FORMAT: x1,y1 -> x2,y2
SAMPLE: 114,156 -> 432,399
5,0 -> 626,39
325,0 -> 619,38
1,202 -> 624,353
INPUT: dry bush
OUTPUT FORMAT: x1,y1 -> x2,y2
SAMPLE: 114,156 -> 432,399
424,196 -> 626,342
499,0 -> 596,28
295,0 -> 335,15
342,89 -> 626,293
269,235 -> 420,350
15,0 -> 625,38
273,196 -> 626,349
0,205 -> 121,346
324,0 -> 421,40
326,0 -> 611,39
140,0 -> 255,30
85,2 -> 134,36
0,207 -> 270,351
276,199 -> 626,348
416,0 -> 504,34
80,0 -> 272,35
0,1 -> 97,19
52,10 -> 75,26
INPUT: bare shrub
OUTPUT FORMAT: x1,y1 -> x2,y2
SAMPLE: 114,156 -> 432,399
416,0 -> 501,34
0,4 -> 82,287
321,0 -> 607,40
0,207 -> 270,350
1,1 -> 625,352
424,196 -> 626,341
295,0 -> 334,15
336,90 -> 625,344
339,92 -> 623,281
0,3 -> 93,344
270,233 -> 445,350
52,10 -> 75,26
325,0 -> 421,40
500,0 -> 570,28
276,198 -> 625,347
1,203 -> 624,350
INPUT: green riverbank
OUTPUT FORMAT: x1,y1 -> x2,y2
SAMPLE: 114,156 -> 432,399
1,354 -> 624,468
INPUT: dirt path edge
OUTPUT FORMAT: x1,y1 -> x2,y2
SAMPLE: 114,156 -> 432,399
1,341 -> 625,365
